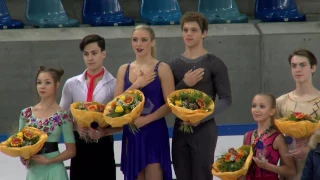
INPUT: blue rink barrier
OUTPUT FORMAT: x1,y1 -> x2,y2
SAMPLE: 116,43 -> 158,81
0,124 -> 257,142
0,123 -> 257,180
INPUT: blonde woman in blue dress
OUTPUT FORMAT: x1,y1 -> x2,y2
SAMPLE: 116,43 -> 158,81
19,66 -> 76,180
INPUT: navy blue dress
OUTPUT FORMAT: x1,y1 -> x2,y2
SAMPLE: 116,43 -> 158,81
120,62 -> 172,180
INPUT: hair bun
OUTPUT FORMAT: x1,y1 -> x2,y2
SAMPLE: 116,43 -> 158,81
35,66 -> 65,84
36,66 -> 46,74
55,68 -> 64,78
39,66 -> 46,70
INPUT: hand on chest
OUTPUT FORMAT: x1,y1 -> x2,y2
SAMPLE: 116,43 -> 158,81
177,68 -> 211,84
129,63 -> 157,83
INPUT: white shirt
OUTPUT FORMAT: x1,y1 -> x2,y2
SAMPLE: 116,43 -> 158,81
59,67 -> 116,111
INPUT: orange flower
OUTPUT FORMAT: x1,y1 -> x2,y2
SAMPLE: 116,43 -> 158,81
98,104 -> 106,111
225,153 -> 232,162
296,114 -> 305,119
235,154 -> 242,162
237,150 -> 245,157
196,98 -> 205,108
10,137 -> 23,147
124,95 -> 134,105
23,131 -> 36,141
87,105 -> 98,112
110,101 -> 117,108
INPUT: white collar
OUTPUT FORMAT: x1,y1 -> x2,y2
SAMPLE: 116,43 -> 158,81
76,67 -> 114,84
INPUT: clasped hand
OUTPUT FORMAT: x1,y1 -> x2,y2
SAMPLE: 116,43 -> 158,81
77,125 -> 105,140
286,138 -> 309,159
20,155 -> 50,167
252,156 -> 268,169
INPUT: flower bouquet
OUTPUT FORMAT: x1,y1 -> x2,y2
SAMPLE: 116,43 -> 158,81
70,101 -> 107,128
275,112 -> 320,139
212,145 -> 253,180
70,102 -> 107,142
104,89 -> 145,134
167,89 -> 214,133
0,127 -> 48,159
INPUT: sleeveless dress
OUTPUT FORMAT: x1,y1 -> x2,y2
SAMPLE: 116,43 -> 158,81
245,130 -> 281,180
18,107 -> 75,180
120,62 -> 173,180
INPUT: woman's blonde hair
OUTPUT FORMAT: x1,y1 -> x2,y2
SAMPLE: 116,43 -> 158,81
308,128 -> 320,149
133,25 -> 156,58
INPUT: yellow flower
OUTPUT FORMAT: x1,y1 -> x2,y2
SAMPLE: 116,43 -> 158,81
7,136 -> 12,143
119,95 -> 126,101
115,105 -> 124,113
17,132 -> 23,138
175,100 -> 182,107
